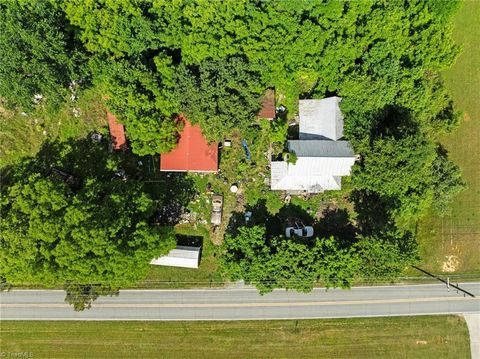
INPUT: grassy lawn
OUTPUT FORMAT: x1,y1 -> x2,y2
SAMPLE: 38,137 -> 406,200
0,316 -> 470,359
0,87 -> 107,166
140,225 -> 224,288
415,1 -> 480,275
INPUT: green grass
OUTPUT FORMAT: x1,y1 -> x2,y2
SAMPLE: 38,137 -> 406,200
0,316 -> 470,359
415,1 -> 480,275
139,225 -> 224,288
0,87 -> 107,166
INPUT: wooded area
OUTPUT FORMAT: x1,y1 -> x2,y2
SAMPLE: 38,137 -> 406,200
0,0 -> 469,308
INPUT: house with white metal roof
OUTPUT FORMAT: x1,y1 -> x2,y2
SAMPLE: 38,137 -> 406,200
270,97 -> 356,193
150,246 -> 201,269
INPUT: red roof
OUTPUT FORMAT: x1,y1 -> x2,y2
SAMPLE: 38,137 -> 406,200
257,89 -> 276,119
160,118 -> 218,173
107,111 -> 127,150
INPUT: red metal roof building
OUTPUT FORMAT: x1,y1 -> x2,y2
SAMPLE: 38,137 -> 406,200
107,111 -> 127,150
160,118 -> 218,173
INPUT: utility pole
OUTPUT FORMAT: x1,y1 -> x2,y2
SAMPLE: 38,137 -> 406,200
411,265 -> 475,298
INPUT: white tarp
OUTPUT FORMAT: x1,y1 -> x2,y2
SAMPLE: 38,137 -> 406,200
150,245 -> 201,269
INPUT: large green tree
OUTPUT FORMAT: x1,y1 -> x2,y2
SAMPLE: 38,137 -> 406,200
355,232 -> 418,282
0,1 -> 87,110
351,109 -> 465,222
0,140 -> 176,293
0,173 -> 175,287
352,130 -> 437,218
92,55 -> 181,155
221,226 -> 359,294
175,56 -> 264,141
63,0 -> 159,58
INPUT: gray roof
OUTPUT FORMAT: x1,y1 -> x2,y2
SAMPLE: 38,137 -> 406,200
288,140 -> 354,158
299,97 -> 344,141
150,246 -> 201,269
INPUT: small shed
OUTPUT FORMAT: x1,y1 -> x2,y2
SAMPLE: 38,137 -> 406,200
107,111 -> 127,150
257,89 -> 276,120
150,246 -> 201,269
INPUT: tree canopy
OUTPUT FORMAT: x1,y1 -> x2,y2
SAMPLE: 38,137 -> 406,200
0,140 -> 176,289
1,0 -> 462,155
175,56 -> 263,141
0,1 -> 87,110
221,225 -> 359,294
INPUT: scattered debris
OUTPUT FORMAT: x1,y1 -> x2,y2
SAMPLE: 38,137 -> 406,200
47,168 -> 81,188
206,182 -> 213,194
276,104 -> 287,114
236,193 -> 245,207
33,94 -> 43,104
113,169 -> 127,181
442,255 -> 459,272
242,139 -> 252,161
68,80 -> 80,102
157,202 -> 184,225
91,133 -> 103,143
72,107 -> 81,117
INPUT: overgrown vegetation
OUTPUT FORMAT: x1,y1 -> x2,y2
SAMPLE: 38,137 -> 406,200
0,139 -> 179,309
0,0 -> 471,305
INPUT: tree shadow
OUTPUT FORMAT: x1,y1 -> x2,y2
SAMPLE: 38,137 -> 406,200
315,207 -> 357,247
176,234 -> 203,247
226,200 -> 317,240
371,105 -> 420,139
64,283 -> 119,312
350,189 -> 398,236
151,173 -> 196,225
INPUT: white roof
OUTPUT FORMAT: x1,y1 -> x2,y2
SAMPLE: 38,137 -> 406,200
150,246 -> 200,269
270,156 -> 355,193
299,97 -> 344,140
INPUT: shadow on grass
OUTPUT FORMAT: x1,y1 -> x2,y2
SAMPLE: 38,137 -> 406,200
227,200 -> 319,238
315,207 -> 357,248
350,189 -> 397,236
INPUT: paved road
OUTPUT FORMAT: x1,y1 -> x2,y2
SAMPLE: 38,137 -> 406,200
464,313 -> 480,359
1,283 -> 479,321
